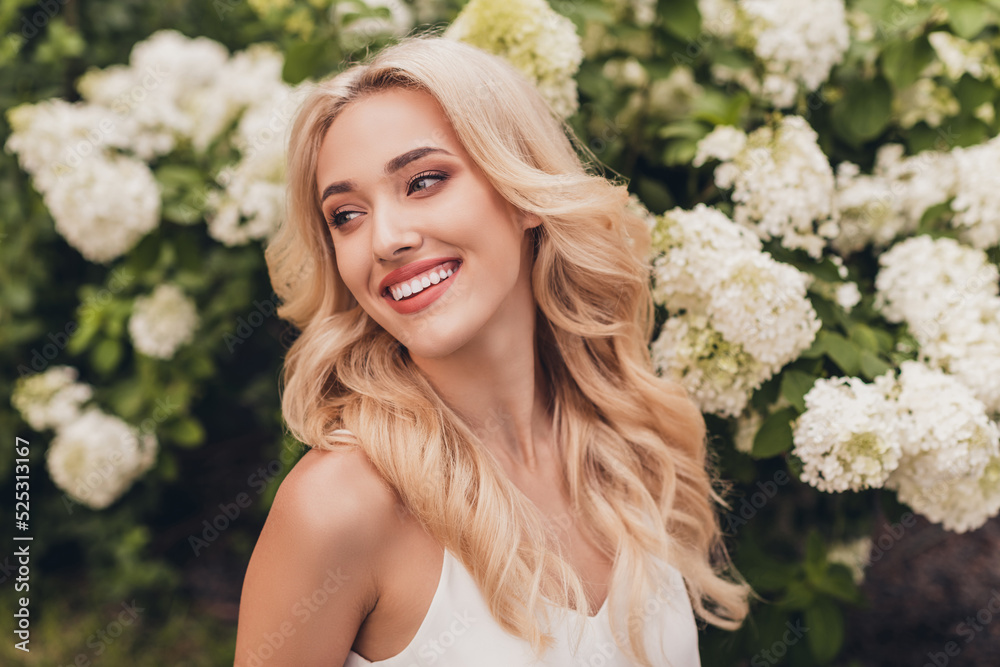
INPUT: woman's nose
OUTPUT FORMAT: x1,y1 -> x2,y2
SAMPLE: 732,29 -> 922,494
371,199 -> 422,262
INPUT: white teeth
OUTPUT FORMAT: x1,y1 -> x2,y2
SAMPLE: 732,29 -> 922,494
389,265 -> 457,301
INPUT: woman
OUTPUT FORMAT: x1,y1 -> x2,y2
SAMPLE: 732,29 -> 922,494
235,35 -> 749,667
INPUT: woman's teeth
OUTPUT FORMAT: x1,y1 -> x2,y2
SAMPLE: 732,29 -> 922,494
389,264 -> 456,301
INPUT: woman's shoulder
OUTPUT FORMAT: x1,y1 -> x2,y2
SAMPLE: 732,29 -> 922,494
271,439 -> 402,546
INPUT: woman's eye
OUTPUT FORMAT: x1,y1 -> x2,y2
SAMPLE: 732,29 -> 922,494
408,171 -> 447,195
328,210 -> 362,228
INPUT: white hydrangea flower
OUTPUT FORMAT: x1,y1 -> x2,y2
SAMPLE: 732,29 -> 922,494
11,366 -> 93,432
927,31 -> 1000,82
893,78 -> 959,129
874,235 -> 998,329
888,452 -> 1000,534
834,281 -> 862,313
694,117 -> 838,258
692,124 -> 746,165
46,408 -> 158,510
827,536 -> 872,584
79,30 -> 233,159
880,361 -> 1000,487
4,99 -> 132,191
792,376 -> 903,492
831,161 -> 912,255
872,144 -> 956,232
128,284 -> 199,359
444,0 -> 583,118
186,43 -> 289,154
651,311 -> 766,417
650,205 -> 820,416
651,204 -> 764,314
207,84 -> 305,246
41,153 -> 161,264
921,296 -> 1000,415
707,252 -> 820,367
874,236 -> 1000,415
950,135 -> 1000,249
699,0 -> 849,108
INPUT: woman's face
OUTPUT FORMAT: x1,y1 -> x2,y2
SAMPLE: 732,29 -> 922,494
316,87 -> 539,358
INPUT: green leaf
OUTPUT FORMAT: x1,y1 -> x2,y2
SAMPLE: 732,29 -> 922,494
805,598 -> 845,663
873,328 -> 894,353
659,0 -> 701,41
636,177 -> 675,212
815,564 -> 865,604
779,580 -> 816,611
67,314 -> 102,355
859,350 -> 893,380
804,530 -> 827,582
831,77 -> 893,145
283,40 -> 336,85
656,119 -> 707,140
751,407 -> 796,459
880,37 -> 934,90
690,89 -> 748,125
90,338 -> 123,375
848,323 -> 879,352
661,139 -> 699,166
798,333 -> 827,359
948,0 -> 997,39
166,417 -> 205,448
781,370 -> 816,413
822,332 -> 860,376
955,73 -> 997,111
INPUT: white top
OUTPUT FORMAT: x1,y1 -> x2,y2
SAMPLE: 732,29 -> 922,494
332,430 -> 701,667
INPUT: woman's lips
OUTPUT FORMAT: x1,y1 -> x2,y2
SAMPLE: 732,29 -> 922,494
382,261 -> 461,315
385,260 -> 460,300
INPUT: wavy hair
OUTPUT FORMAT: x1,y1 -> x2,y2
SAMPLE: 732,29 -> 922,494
265,34 -> 750,666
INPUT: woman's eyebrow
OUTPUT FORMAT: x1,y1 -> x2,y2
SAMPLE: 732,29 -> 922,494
319,146 -> 454,204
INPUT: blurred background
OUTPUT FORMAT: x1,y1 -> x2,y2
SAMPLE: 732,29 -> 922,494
2,0 -> 1000,665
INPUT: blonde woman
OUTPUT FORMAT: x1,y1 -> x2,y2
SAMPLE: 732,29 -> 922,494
235,35 -> 749,667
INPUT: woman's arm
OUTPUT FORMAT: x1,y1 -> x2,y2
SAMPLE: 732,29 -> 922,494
234,447 -> 393,666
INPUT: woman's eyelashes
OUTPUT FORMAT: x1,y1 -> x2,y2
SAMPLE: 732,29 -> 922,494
326,170 -> 449,229
407,170 -> 448,194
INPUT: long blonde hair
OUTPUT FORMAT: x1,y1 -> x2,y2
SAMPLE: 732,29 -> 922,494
265,34 -> 749,665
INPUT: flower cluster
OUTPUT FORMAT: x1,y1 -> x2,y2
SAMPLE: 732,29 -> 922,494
47,408 -> 159,510
5,101 -> 160,264
128,284 -> 200,360
11,366 -> 93,431
792,361 -> 1000,532
698,0 -> 850,108
830,136 -> 1000,255
694,116 -> 839,259
11,366 -> 158,509
4,31 -> 294,259
792,375 -> 902,493
874,235 -> 1000,414
649,204 -> 821,416
207,83 -> 305,246
444,0 -> 583,118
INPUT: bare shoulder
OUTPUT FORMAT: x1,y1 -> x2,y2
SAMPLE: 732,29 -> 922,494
235,445 -> 402,667
275,444 -> 403,540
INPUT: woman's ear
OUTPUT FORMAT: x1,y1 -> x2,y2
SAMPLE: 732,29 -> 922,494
519,211 -> 543,231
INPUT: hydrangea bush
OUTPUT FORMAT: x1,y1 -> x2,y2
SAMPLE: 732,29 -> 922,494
3,0 -> 1000,664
